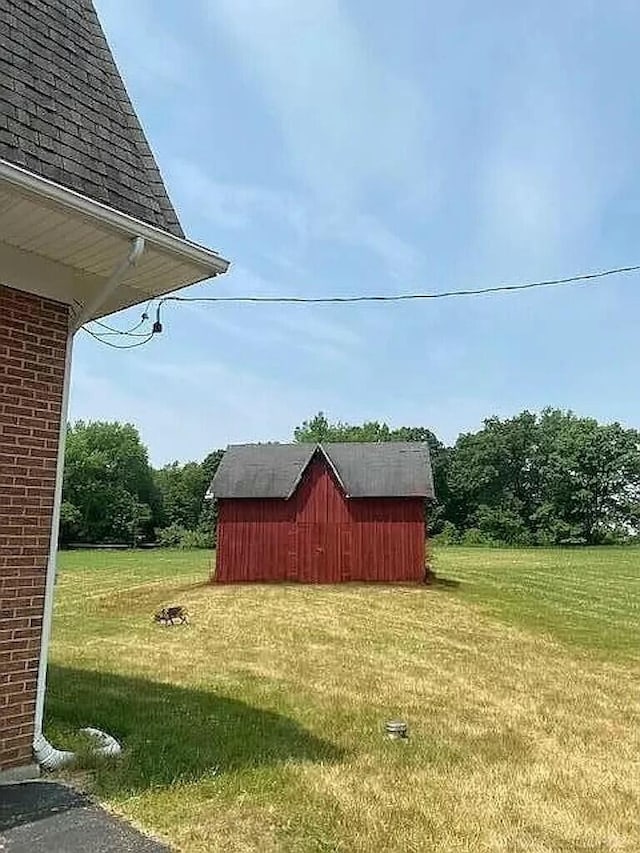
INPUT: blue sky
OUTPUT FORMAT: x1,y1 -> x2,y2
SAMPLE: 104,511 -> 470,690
73,0 -> 640,465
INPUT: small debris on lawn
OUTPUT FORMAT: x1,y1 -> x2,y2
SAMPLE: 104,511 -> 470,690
153,606 -> 189,626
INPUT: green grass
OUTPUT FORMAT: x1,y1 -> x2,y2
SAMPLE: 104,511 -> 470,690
47,547 -> 640,852
433,546 -> 640,659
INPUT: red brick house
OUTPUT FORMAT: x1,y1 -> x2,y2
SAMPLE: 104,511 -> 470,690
0,0 -> 229,781
210,443 -> 434,583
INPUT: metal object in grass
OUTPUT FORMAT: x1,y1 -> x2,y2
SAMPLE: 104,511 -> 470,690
385,720 -> 408,740
153,605 -> 189,626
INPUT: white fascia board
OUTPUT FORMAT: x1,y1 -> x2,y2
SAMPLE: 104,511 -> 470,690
0,159 -> 230,276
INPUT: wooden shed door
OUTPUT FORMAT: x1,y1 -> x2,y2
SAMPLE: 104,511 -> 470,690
295,523 -> 340,583
295,522 -> 351,583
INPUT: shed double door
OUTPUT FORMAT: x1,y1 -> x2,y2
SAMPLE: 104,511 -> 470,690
294,523 -> 351,583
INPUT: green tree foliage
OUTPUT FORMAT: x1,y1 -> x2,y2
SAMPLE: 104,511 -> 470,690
447,409 -> 640,545
61,420 -> 225,547
62,421 -> 157,544
154,462 -> 209,529
534,410 -> 640,544
447,410 -> 540,542
199,449 -> 225,534
153,450 -> 225,548
294,412 -> 394,443
59,500 -> 82,543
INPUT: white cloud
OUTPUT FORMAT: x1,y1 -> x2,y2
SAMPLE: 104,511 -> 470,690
340,212 -> 424,285
69,361 -> 196,464
177,263 -> 364,365
476,53 -> 627,268
135,357 -> 335,458
70,356 -> 319,465
168,159 -> 424,282
168,161 -> 309,235
203,0 -> 431,207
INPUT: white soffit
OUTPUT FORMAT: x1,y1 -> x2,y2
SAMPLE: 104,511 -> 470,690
0,161 -> 230,320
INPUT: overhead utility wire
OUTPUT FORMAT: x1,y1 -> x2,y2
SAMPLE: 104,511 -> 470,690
87,327 -> 151,337
83,327 -> 156,349
83,263 -> 639,350
86,299 -> 155,337
158,264 -> 640,307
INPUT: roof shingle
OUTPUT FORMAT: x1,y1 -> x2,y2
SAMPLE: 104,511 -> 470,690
209,443 -> 435,500
0,0 -> 184,236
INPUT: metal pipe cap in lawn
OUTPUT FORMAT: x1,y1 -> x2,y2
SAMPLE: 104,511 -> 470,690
385,720 -> 408,740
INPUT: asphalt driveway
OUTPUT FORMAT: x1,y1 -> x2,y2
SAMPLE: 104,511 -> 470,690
0,781 -> 169,852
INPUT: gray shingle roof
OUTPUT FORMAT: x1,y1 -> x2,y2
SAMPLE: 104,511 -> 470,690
210,444 -> 317,500
209,443 -> 435,500
323,442 -> 434,498
0,0 -> 184,237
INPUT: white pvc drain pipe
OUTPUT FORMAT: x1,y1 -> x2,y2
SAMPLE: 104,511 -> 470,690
33,729 -> 122,771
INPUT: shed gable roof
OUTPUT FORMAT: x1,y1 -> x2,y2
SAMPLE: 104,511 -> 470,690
0,0 -> 183,237
209,443 -> 435,500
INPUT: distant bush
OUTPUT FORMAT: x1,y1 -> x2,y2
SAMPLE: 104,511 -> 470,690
432,521 -> 461,546
461,527 -> 498,547
156,523 -> 185,548
180,528 -> 214,549
473,505 -> 533,546
156,523 -> 213,550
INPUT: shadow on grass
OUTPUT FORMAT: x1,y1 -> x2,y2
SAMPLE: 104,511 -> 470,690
428,574 -> 461,590
45,665 -> 344,796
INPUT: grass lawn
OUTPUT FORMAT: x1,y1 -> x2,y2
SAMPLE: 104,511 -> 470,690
47,547 -> 640,852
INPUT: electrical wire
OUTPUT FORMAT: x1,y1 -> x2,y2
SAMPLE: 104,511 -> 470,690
83,262 -> 640,350
86,328 -> 152,337
82,327 -> 156,349
158,263 -> 640,307
88,299 -> 155,336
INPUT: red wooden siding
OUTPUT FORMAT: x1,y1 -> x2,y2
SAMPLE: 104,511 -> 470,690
217,499 -> 294,583
215,456 -> 426,583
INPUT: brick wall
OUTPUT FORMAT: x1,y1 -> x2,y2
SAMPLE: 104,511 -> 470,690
0,284 -> 69,774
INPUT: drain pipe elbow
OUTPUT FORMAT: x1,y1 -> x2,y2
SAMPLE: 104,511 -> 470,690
33,733 -> 75,771
33,729 -> 122,771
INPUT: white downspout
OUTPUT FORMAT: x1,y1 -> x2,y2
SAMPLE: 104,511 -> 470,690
32,329 -> 75,770
72,236 -> 145,330
33,237 -> 145,770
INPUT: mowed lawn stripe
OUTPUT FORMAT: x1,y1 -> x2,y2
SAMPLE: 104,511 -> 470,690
435,546 -> 639,658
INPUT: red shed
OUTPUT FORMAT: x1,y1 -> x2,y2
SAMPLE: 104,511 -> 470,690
209,443 -> 434,583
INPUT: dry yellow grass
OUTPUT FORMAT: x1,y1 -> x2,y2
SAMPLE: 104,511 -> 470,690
47,549 -> 640,852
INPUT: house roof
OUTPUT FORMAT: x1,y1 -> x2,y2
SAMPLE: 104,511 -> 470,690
209,443 -> 435,500
0,0 -> 182,236
0,0 -> 230,320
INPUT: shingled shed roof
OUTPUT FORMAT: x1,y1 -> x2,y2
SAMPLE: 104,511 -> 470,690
209,443 -> 435,500
0,0 -> 183,236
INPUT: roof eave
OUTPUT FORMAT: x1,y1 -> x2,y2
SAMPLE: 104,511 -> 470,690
0,159 -> 229,276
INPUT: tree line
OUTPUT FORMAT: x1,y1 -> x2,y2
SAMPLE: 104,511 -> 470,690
60,408 -> 640,548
